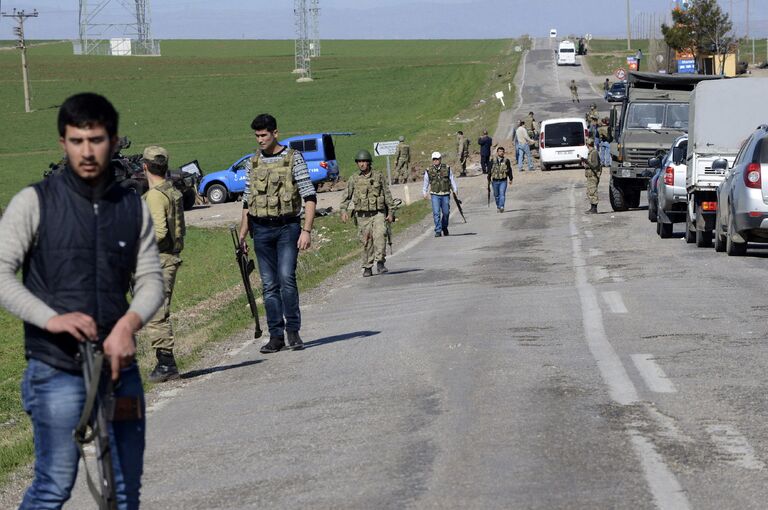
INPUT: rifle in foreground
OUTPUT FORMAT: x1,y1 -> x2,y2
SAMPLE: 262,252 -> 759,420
452,191 -> 467,223
74,341 -> 117,510
487,176 -> 491,207
230,226 -> 263,339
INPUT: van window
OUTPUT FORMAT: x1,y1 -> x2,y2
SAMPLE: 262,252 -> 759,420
544,122 -> 585,147
560,48 -> 575,53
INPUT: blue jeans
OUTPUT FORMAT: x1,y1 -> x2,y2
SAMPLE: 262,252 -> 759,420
430,194 -> 450,233
20,358 -> 145,510
517,143 -> 533,170
491,179 -> 508,209
599,141 -> 611,167
251,221 -> 301,337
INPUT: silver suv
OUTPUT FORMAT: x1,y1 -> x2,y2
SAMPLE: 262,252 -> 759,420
714,125 -> 768,255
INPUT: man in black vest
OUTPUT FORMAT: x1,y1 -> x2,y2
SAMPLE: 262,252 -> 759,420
0,93 -> 164,509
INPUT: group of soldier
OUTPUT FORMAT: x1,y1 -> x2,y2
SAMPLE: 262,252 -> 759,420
582,101 -> 613,214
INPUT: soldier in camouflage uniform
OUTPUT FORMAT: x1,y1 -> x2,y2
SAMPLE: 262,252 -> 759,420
142,146 -> 186,382
393,136 -> 411,184
569,80 -> 580,103
586,103 -> 600,141
456,130 -> 470,177
581,138 -> 601,214
340,150 -> 395,277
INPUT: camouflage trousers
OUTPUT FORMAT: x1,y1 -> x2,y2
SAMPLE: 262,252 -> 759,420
585,168 -> 602,205
144,253 -> 181,351
394,161 -> 410,183
571,89 -> 579,102
458,154 -> 468,174
356,212 -> 387,269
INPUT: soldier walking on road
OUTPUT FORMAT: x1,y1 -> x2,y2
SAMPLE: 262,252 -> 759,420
0,93 -> 164,508
597,117 -> 612,168
488,146 -> 514,213
423,152 -> 458,237
570,79 -> 580,103
238,113 -> 317,353
340,150 -> 395,277
582,138 -> 601,214
477,130 -> 493,175
142,146 -> 186,383
515,120 -> 535,172
456,130 -> 470,177
393,135 -> 411,184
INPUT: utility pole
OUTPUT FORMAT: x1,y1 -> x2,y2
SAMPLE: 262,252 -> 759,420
626,0 -> 631,51
1,8 -> 38,113
293,0 -> 312,82
745,0 -> 749,40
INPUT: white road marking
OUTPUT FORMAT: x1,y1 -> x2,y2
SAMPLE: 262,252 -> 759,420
592,266 -> 610,281
602,291 -> 628,314
630,434 -> 692,510
631,354 -> 677,393
570,185 -> 690,510
706,425 -> 766,470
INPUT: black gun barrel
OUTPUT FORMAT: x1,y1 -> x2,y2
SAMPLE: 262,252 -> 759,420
230,226 -> 263,339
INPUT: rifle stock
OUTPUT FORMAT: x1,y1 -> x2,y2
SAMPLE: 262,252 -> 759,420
230,226 -> 263,339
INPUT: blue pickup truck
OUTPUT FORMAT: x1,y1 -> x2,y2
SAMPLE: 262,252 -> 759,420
198,133 -> 344,204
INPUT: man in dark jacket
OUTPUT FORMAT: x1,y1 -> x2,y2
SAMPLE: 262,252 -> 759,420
477,130 -> 493,175
0,93 -> 164,509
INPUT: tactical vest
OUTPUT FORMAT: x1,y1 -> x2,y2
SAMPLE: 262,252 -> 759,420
146,180 -> 185,254
490,158 -> 510,180
428,164 -> 451,194
524,116 -> 535,130
247,148 -> 302,218
351,170 -> 386,213
597,126 -> 611,142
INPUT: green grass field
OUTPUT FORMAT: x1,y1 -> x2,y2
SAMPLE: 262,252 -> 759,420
0,38 -> 517,488
585,39 -> 651,77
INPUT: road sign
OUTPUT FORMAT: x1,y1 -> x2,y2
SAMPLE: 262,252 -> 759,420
677,59 -> 696,74
373,141 -> 399,157
615,67 -> 627,81
585,33 -> 592,41
627,57 -> 638,71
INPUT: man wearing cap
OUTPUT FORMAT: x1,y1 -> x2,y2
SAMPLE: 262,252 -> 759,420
581,138 -> 601,214
142,146 -> 186,382
393,135 -> 411,184
423,152 -> 458,237
340,150 -> 395,277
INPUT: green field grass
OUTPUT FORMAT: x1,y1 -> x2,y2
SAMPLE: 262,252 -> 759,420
0,38 -> 517,489
585,39 -> 651,76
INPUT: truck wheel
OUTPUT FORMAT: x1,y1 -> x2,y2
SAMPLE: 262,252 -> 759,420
627,190 -> 641,209
609,181 -> 627,212
714,209 -> 726,252
659,221 -> 673,238
695,227 -> 712,248
684,213 -> 696,244
206,184 -> 228,204
726,214 -> 747,256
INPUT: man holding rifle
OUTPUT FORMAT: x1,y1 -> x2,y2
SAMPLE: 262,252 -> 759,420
238,113 -> 316,354
0,93 -> 164,509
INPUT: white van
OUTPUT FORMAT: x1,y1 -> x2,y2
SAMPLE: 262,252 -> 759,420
557,40 -> 576,66
539,118 -> 589,170
549,28 -> 557,38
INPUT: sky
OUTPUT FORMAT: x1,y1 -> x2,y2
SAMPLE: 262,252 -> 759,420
2,0 -> 766,41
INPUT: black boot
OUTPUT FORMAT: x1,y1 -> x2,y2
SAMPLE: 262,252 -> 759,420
363,267 -> 373,277
377,261 -> 388,274
148,349 -> 179,383
585,204 -> 598,214
442,228 -> 449,236
260,335 -> 285,354
286,330 -> 304,351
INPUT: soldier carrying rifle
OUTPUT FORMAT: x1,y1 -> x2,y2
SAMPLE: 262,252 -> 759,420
0,93 -> 164,509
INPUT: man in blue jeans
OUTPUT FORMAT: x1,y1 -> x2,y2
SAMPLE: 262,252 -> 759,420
238,113 -> 317,353
488,147 -> 514,213
423,152 -> 458,237
515,120 -> 535,171
0,93 -> 164,509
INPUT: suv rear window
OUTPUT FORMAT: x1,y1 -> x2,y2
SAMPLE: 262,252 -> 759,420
759,137 -> 768,164
322,134 -> 336,160
545,122 -> 585,147
289,139 -> 318,153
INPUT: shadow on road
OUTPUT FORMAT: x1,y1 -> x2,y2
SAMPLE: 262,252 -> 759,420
382,269 -> 423,276
447,232 -> 477,237
304,330 -> 380,349
181,359 -> 263,380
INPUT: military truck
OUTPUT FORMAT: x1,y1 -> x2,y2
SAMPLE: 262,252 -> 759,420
608,72 -> 720,211
46,137 -> 202,210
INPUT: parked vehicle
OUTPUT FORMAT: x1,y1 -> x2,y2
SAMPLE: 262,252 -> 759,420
646,155 -> 663,223
605,81 -> 627,103
557,41 -> 576,66
685,78 -> 768,247
713,125 -> 768,255
198,133 -> 344,204
538,118 -> 589,170
608,72 -> 720,212
649,135 -> 688,238
549,28 -> 558,38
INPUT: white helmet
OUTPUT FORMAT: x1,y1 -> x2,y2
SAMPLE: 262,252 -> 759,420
431,151 -> 442,159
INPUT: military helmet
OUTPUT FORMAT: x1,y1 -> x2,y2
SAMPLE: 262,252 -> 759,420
591,103 -> 597,108
399,135 -> 405,142
354,149 -> 373,162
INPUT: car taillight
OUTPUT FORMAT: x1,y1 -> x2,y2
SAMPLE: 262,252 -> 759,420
664,166 -> 674,185
319,161 -> 328,169
744,162 -> 761,189
701,201 -> 718,211
540,132 -> 545,149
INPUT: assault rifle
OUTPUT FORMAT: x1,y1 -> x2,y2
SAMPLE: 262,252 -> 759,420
451,191 -> 467,223
386,198 -> 403,254
230,226 -> 263,339
74,341 -> 117,510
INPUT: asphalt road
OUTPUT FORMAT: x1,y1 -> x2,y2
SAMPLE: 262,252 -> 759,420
63,39 -> 768,509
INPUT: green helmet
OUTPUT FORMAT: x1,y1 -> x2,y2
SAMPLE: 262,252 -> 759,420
354,149 -> 372,162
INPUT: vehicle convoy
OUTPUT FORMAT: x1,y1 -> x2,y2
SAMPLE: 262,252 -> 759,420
557,41 -> 576,66
608,72 -> 720,212
647,135 -> 688,237
713,124 -> 768,255
46,137 -> 202,210
198,132 -> 344,204
685,78 -> 768,247
538,118 -> 588,170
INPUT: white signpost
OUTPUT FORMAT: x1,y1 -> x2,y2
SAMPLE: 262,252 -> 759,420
374,140 -> 400,184
495,90 -> 505,107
